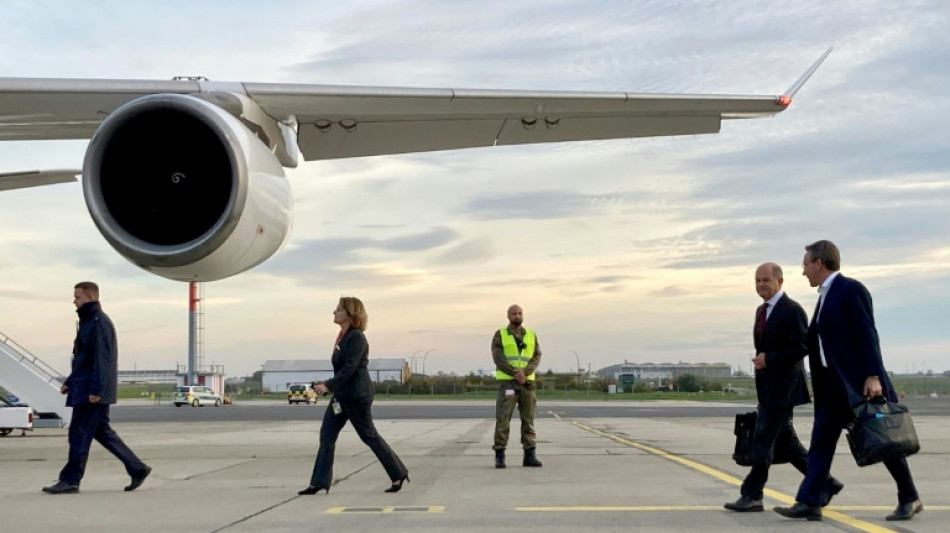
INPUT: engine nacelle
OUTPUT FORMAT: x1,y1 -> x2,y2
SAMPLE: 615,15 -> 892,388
82,94 -> 293,281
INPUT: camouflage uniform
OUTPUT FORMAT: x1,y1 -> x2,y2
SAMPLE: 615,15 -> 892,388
491,325 -> 542,450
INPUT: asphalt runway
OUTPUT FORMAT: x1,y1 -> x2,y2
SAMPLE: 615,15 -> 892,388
108,394 -> 948,423
3,397 -> 947,533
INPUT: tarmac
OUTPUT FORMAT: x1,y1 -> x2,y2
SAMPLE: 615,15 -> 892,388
1,399 -> 947,533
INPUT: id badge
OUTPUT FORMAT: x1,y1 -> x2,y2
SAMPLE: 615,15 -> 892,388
505,389 -> 516,398
332,398 -> 342,415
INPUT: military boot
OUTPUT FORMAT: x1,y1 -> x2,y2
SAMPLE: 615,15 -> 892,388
523,447 -> 543,467
495,449 -> 506,469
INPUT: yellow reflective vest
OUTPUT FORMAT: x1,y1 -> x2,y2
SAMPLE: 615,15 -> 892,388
496,327 -> 536,381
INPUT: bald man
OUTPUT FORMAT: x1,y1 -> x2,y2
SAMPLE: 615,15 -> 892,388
491,304 -> 543,468
725,263 -> 842,512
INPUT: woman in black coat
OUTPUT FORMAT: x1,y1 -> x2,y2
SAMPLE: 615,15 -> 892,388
299,296 -> 410,495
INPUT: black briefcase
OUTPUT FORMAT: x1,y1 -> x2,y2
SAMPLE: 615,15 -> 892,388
732,411 -> 792,466
846,398 -> 920,467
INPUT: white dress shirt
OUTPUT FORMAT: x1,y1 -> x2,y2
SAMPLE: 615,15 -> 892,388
764,290 -> 784,320
815,271 -> 841,367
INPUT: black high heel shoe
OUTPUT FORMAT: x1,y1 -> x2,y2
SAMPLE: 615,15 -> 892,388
385,475 -> 410,493
298,485 -> 329,495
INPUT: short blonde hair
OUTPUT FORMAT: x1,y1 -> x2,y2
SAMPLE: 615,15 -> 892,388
339,296 -> 368,331
74,281 -> 100,300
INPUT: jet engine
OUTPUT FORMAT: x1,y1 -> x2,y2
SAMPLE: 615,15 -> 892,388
82,94 -> 293,281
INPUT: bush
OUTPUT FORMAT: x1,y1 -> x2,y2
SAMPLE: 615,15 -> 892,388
676,374 -> 704,393
633,381 -> 653,393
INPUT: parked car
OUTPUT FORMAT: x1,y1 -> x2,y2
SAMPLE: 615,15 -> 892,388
173,385 -> 223,407
4,394 -> 28,407
287,384 -> 317,405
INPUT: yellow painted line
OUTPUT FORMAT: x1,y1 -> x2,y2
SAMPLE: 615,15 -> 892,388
832,505 -> 950,511
519,504 -> 950,512
325,506 -> 444,514
554,412 -> 907,533
518,506 -> 723,512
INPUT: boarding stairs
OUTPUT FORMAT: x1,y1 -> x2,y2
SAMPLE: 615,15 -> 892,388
0,329 -> 70,428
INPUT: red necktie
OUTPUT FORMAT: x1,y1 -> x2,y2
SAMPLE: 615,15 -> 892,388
755,303 -> 769,338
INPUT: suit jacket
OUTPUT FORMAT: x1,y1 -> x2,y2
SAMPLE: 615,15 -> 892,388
63,301 -> 118,406
754,293 -> 810,408
324,328 -> 375,401
807,274 -> 897,405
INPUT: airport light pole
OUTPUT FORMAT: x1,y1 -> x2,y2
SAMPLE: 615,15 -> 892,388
422,348 -> 436,395
422,348 -> 436,379
409,349 -> 424,377
569,349 -> 582,388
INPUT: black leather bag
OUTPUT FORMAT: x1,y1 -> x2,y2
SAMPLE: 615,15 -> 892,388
846,398 -> 920,467
733,411 -> 757,466
732,411 -> 791,466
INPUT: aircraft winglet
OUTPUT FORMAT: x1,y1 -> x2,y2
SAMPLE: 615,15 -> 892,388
781,47 -> 833,104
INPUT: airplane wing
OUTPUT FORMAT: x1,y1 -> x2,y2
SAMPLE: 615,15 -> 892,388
0,169 -> 79,191
0,49 -> 830,161
254,85 -> 785,160
0,78 -> 200,141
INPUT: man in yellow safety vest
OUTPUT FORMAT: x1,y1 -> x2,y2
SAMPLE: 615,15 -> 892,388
491,304 -> 543,468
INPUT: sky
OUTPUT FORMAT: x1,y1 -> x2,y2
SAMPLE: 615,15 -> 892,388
2,0 -> 949,379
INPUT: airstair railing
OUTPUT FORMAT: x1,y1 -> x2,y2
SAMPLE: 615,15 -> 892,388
0,329 -> 67,386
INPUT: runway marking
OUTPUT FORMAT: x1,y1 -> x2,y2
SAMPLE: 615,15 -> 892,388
552,412 -> 910,533
519,505 -> 950,512
325,506 -> 444,514
518,506 -> 724,511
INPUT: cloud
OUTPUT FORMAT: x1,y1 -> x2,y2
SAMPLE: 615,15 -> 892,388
3,1 -> 950,377
462,190 -> 625,220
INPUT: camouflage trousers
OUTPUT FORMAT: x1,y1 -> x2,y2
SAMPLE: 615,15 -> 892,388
493,383 -> 537,450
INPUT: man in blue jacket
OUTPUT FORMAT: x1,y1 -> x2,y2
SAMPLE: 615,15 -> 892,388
42,282 -> 151,494
775,241 -> 922,521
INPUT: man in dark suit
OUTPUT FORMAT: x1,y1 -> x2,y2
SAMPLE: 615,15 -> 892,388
775,240 -> 922,521
42,281 -> 151,494
725,262 -> 842,512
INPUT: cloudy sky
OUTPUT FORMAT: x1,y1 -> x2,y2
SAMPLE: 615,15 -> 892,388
2,0 -> 949,379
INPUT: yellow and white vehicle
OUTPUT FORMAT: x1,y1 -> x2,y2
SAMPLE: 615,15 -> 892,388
287,384 -> 317,405
173,385 -> 223,407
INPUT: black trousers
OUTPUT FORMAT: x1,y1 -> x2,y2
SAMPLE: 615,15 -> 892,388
308,395 -> 408,488
740,404 -> 809,500
59,404 -> 147,485
796,368 -> 919,506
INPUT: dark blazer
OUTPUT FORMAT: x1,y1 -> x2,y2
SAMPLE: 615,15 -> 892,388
63,301 -> 118,406
754,293 -> 810,408
807,274 -> 897,404
324,328 -> 374,401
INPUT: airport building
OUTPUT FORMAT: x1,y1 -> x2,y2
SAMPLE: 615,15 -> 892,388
117,369 -> 178,384
262,359 -> 409,392
599,361 -> 732,384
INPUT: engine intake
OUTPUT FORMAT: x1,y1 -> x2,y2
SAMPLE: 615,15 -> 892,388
83,94 -> 292,281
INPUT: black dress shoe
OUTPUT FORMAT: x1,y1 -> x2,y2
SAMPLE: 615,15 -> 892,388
886,500 -> 923,521
125,465 -> 152,492
819,478 -> 844,507
774,502 -> 821,521
42,481 -> 79,494
724,495 -> 763,512
298,485 -> 330,495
